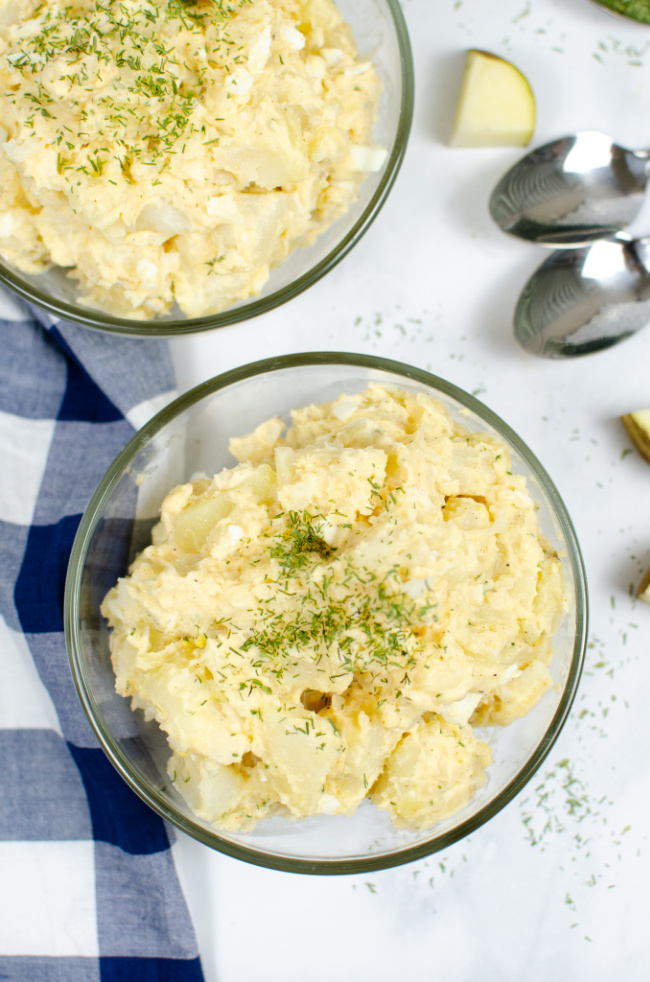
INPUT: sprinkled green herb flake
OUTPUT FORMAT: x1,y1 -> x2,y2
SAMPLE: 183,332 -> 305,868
5,0 -> 254,166
231,510 -> 437,677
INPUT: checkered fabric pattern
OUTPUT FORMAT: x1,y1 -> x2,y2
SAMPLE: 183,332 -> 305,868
0,292 -> 205,981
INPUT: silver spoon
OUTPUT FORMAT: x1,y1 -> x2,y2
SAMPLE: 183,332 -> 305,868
489,132 -> 650,247
514,234 -> 650,357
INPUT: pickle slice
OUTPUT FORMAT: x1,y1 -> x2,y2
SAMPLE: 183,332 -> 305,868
621,410 -> 650,464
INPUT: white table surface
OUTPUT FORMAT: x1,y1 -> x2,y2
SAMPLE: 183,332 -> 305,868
168,1 -> 650,978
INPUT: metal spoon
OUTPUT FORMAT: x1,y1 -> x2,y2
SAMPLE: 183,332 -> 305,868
514,234 -> 650,357
489,132 -> 650,247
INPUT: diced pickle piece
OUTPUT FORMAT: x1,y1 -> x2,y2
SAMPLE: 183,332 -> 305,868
636,568 -> 650,604
621,410 -> 650,464
450,49 -> 535,148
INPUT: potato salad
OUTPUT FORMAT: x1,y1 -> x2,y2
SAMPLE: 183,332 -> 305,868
101,385 -> 567,832
0,0 -> 384,317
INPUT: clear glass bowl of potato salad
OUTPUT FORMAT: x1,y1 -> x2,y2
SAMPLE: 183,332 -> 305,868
0,0 -> 412,334
65,354 -> 587,873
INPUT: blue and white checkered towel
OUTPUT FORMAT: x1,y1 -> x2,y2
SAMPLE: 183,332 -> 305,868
0,292 -> 205,981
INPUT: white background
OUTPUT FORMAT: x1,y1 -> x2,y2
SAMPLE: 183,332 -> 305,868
169,1 -> 650,978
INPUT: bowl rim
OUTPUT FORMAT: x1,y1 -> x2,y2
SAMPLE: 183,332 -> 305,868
0,0 -> 415,336
65,351 -> 589,874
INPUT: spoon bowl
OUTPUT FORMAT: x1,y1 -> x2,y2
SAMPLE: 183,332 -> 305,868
490,132 -> 650,247
514,234 -> 650,357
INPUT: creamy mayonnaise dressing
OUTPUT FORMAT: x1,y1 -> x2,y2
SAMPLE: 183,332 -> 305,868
0,0 -> 384,317
102,385 -> 566,831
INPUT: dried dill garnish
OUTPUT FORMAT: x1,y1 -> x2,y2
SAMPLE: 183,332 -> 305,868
269,510 -> 335,574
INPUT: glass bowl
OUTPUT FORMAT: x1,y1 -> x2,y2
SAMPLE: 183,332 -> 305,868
65,353 -> 588,873
0,0 -> 413,336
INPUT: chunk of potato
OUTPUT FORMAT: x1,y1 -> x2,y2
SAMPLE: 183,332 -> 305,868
371,718 -> 491,829
473,658 -> 552,726
174,492 -> 233,553
174,463 -> 276,552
